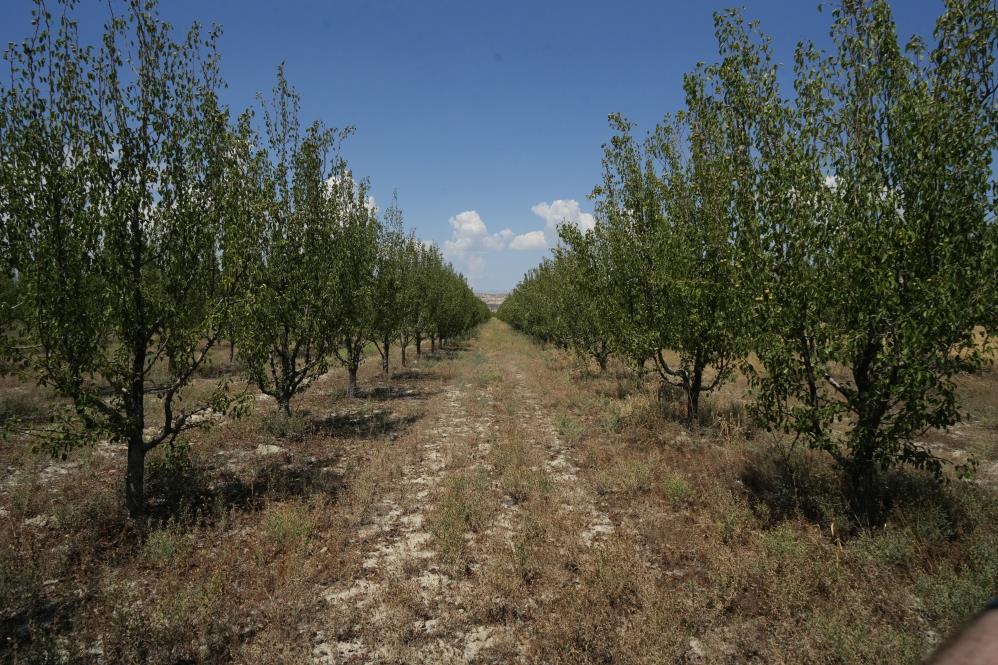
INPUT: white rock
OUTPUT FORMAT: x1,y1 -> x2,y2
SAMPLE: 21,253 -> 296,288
23,514 -> 51,528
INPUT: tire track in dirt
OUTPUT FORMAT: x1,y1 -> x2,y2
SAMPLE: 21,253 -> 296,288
313,379 -> 473,663
313,328 -> 615,663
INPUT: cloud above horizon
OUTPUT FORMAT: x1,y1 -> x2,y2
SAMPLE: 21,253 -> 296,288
442,199 -> 595,282
508,230 -> 546,250
531,199 -> 595,236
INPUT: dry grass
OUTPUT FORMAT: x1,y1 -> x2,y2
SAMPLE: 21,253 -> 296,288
0,341 -> 451,663
1,322 -> 995,663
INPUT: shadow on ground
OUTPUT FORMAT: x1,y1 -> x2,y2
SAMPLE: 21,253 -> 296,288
309,410 -> 421,439
357,385 -> 438,401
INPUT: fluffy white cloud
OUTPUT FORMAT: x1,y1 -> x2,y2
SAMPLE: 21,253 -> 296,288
443,201 -> 594,279
531,199 -> 595,234
443,210 -> 518,279
443,210 -> 516,255
508,230 -> 547,250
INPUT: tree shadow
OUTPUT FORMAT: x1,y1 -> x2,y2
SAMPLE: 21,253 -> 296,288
0,581 -> 83,662
389,369 -> 442,382
141,450 -> 348,526
422,348 -> 461,361
356,386 -> 438,401
208,459 -> 345,513
193,362 -> 243,379
308,409 -> 421,440
740,443 -> 988,536
741,445 -> 847,528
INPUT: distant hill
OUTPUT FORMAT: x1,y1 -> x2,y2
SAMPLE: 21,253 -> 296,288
475,292 -> 507,312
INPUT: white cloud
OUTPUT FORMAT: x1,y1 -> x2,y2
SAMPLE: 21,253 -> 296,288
442,210 -> 517,280
442,201 -> 593,280
531,199 -> 595,234
508,230 -> 547,250
443,210 -> 515,255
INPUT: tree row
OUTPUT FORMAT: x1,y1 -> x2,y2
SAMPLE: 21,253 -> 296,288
0,1 -> 490,514
499,0 -> 998,519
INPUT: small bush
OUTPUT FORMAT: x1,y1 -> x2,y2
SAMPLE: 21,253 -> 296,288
661,471 -> 691,508
600,407 -> 622,433
850,526 -> 919,569
262,411 -> 311,440
261,503 -> 316,550
557,415 -> 582,439
141,524 -> 192,566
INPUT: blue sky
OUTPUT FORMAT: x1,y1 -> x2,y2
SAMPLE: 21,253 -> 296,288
0,0 -> 943,291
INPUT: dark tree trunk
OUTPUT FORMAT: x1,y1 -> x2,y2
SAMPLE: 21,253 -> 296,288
431,336 -> 436,353
415,333 -> 422,358
845,444 -> 882,525
685,362 -> 703,428
125,435 -> 146,516
596,343 -> 609,373
277,393 -> 291,416
685,387 -> 700,429
401,342 -> 408,367
347,363 -> 359,398
382,335 -> 390,375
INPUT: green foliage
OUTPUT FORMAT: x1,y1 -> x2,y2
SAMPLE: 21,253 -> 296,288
0,0 -> 489,514
502,0 -> 997,517
232,67 -> 348,413
661,471 -> 691,508
730,0 -> 998,517
0,0 -> 244,513
262,503 -> 317,549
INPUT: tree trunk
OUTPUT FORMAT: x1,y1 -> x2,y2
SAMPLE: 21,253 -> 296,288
277,393 -> 291,416
401,342 -> 407,367
685,387 -> 699,429
415,333 -> 422,358
845,449 -> 881,524
686,363 -> 704,429
431,336 -> 436,353
596,345 -> 609,373
382,335 -> 390,375
125,436 -> 145,516
347,363 -> 359,398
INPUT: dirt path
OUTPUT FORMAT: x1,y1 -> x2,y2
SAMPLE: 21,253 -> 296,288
313,322 -> 614,664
